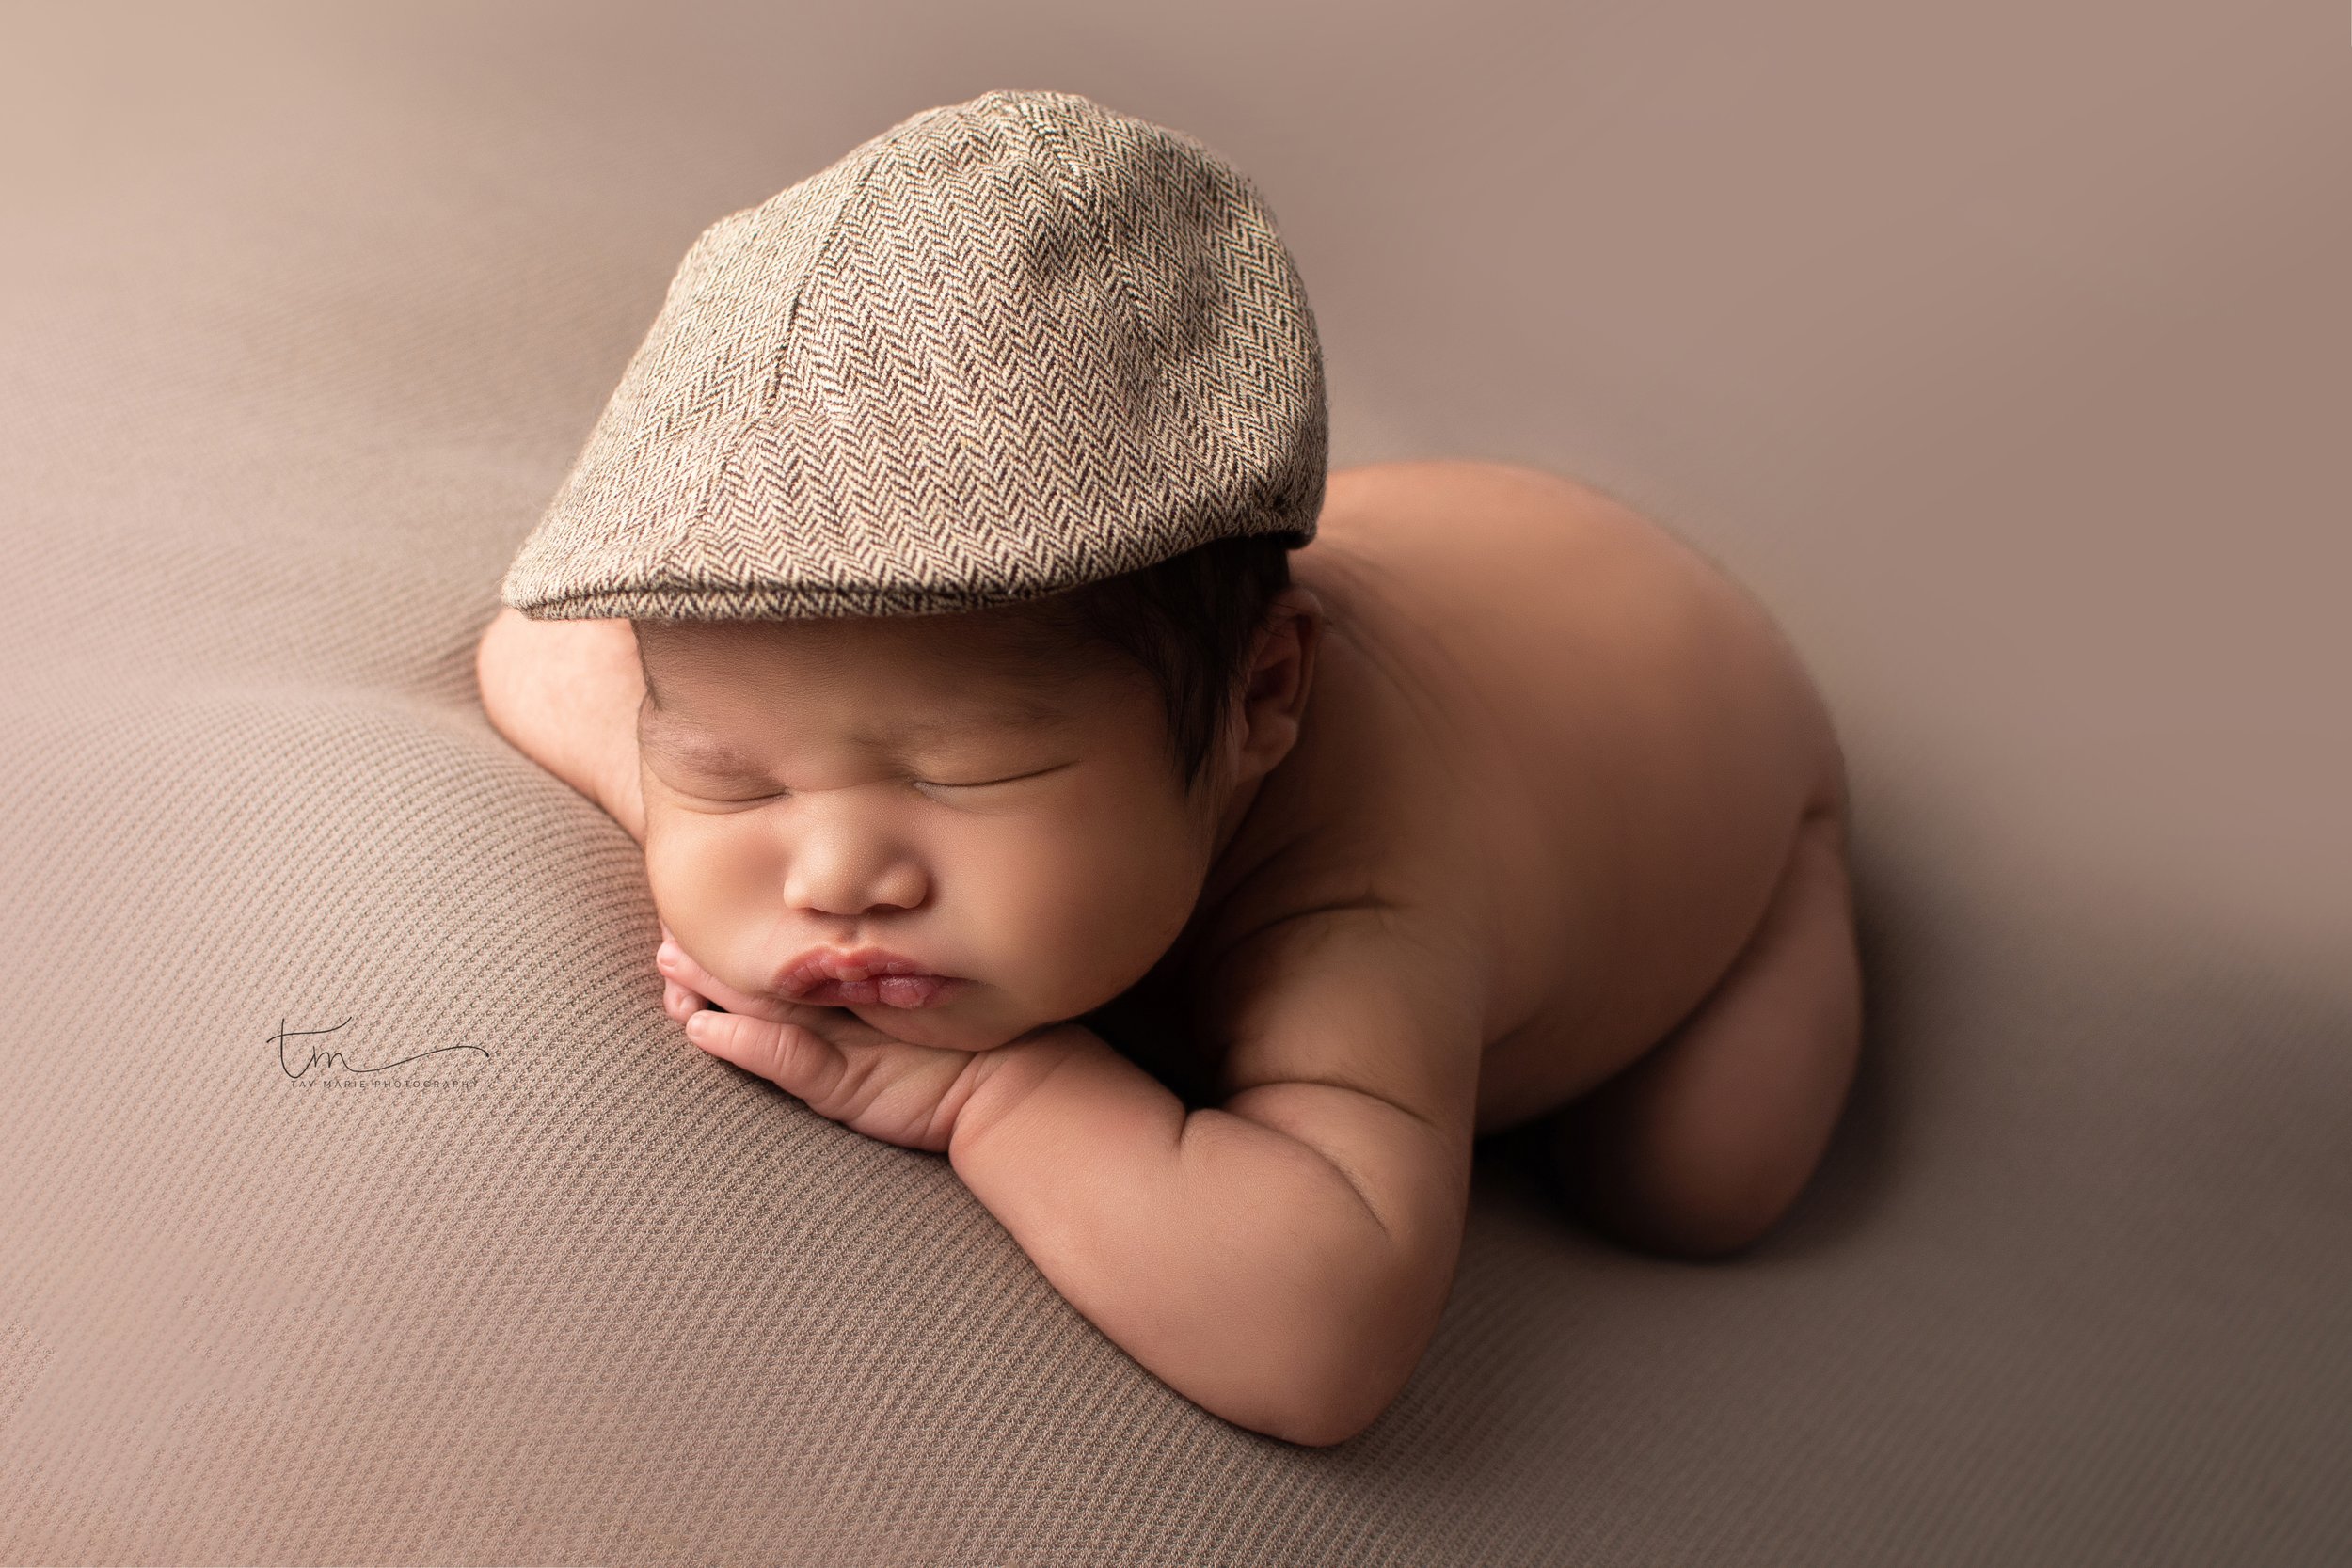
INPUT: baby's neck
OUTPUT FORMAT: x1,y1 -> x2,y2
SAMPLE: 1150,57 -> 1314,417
1184,771 -> 1283,949
1080,763 -> 1288,1091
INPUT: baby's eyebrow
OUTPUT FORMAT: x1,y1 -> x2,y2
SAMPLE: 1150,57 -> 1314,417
637,723 -> 772,775
638,696 -> 1070,771
877,695 -> 1073,742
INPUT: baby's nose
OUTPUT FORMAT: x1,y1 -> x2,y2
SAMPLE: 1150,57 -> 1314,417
780,835 -> 930,918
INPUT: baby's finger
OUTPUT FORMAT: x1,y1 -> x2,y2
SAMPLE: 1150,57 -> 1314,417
663,977 -> 707,1021
657,938 -> 776,1020
686,1009 -> 850,1113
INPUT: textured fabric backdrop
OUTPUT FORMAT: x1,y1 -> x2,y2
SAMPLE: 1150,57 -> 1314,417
2,2 -> 2345,1564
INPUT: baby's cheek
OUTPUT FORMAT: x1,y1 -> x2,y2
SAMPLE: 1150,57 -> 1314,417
993,824 -> 1194,1002
639,831 -> 736,963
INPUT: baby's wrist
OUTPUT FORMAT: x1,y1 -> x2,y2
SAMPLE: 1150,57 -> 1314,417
951,1022 -> 1108,1156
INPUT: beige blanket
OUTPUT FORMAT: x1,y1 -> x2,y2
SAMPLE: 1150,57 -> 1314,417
3,2 -> 2344,1562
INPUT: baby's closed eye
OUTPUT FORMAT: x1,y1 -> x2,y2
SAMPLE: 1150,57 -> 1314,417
917,762 -> 1074,792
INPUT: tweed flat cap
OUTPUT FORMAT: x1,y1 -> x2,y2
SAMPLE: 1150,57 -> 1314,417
500,87 -> 1327,622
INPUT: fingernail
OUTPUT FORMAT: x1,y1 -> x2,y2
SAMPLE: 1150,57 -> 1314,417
657,942 -> 678,965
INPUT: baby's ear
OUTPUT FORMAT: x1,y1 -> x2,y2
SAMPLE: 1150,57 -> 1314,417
1231,589 -> 1323,775
1256,588 -> 1325,695
1269,583 -> 1323,620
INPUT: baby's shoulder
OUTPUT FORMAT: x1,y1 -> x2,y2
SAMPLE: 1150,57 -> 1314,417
1190,895 -> 1491,1143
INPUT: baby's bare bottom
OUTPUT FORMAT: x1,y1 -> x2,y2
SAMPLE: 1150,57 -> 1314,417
1530,804 -> 1863,1259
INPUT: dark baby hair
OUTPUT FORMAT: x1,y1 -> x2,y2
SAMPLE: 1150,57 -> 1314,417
994,532 -> 1297,798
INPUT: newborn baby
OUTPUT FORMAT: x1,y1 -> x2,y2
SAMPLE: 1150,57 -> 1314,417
477,458 -> 1861,1447
476,92 -> 1861,1449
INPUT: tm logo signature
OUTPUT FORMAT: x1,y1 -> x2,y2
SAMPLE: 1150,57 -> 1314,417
270,1017 -> 490,1082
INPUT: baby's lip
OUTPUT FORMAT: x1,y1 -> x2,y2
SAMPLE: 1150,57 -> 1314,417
772,945 -> 958,1001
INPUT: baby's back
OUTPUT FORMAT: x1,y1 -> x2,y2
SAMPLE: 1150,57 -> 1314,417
1173,459 -> 1849,1139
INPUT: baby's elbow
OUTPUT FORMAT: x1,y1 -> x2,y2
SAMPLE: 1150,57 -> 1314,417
1266,1397 -> 1386,1449
1255,1330 -> 1420,1449
1185,1335 -> 1394,1449
1269,1358 -> 1422,1449
1265,1246 -> 1455,1446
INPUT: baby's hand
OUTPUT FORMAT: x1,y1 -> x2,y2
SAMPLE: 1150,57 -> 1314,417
655,925 -> 990,1154
655,921 -> 717,1024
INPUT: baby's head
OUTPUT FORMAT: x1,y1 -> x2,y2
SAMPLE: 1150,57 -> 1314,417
501,88 -> 1330,1050
633,532 -> 1322,1052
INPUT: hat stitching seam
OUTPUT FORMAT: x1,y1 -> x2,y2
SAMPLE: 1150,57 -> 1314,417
648,145 -> 895,608
1017,99 -> 1195,584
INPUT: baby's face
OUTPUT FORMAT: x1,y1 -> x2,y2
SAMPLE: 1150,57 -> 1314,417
632,609 -> 1229,1053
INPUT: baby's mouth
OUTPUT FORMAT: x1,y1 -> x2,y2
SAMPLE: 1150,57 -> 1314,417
792,974 -> 961,1009
773,949 -> 965,1009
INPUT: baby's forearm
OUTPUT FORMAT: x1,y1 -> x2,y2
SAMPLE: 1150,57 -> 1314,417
474,607 -> 648,843
950,1026 -> 1415,1447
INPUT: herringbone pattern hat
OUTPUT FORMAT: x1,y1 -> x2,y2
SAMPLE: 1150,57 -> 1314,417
501,87 -> 1327,622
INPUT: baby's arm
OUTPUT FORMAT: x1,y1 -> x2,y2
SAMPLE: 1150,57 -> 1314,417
954,922 -> 1477,1448
474,606 -> 648,844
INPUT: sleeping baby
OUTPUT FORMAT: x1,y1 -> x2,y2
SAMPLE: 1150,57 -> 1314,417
475,89 -> 1862,1449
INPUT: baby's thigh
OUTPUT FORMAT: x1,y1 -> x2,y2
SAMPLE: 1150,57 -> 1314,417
1531,805 -> 1863,1256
